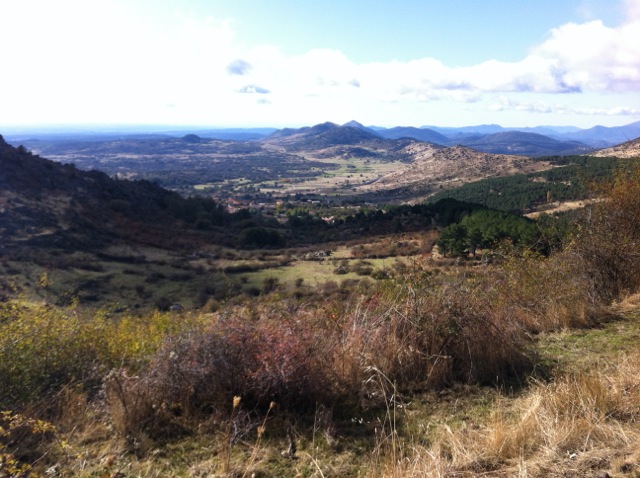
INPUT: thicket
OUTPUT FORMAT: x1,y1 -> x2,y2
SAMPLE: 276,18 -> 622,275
0,304 -> 206,408
570,162 -> 640,302
238,226 -> 286,247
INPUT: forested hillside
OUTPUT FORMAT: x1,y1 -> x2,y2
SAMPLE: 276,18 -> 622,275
428,156 -> 620,212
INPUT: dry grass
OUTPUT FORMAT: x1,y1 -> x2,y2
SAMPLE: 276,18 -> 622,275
370,296 -> 640,478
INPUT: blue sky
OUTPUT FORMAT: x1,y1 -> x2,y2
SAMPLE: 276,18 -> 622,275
1,0 -> 639,129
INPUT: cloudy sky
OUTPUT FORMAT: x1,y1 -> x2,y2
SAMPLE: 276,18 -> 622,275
1,0 -> 639,129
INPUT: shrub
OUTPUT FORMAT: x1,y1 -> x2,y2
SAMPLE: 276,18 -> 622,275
0,302 -> 110,407
333,274 -> 533,393
0,301 -> 205,408
571,164 -> 640,302
261,276 -> 280,294
0,411 -> 55,473
127,310 -> 338,426
478,246 -> 593,333
154,296 -> 173,311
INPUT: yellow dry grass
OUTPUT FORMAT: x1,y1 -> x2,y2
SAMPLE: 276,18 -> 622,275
370,296 -> 640,477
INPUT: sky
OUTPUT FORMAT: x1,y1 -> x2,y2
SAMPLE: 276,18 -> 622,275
1,0 -> 639,129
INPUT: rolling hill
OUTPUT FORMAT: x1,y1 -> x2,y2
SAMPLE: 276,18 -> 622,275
261,121 -> 563,164
459,131 -> 593,156
7,121 -> 571,204
591,136 -> 640,158
364,144 -> 552,202
558,120 -> 640,146
261,121 -> 385,150
376,126 -> 451,144
259,122 -> 558,200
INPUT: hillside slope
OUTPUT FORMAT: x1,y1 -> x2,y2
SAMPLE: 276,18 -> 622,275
591,136 -> 640,158
0,135 -> 228,251
363,144 -> 553,201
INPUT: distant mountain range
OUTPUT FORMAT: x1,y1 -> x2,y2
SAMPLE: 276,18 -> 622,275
6,120 -> 639,158
454,131 -> 592,156
6,121 -> 559,203
418,121 -> 640,148
354,120 -> 640,155
261,119 -> 640,157
259,121 -> 601,157
375,126 -> 451,144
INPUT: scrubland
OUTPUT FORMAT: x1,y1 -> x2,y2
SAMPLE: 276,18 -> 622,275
3,165 -> 640,477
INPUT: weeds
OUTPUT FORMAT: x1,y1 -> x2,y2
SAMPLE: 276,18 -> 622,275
222,396 -> 241,474
367,366 -> 401,477
241,400 -> 276,478
0,410 -> 55,475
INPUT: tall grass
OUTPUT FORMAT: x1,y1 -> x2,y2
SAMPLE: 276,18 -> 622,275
106,262 -> 541,439
375,352 -> 640,477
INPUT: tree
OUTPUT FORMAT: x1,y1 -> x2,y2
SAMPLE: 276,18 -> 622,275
436,223 -> 468,257
238,227 -> 285,248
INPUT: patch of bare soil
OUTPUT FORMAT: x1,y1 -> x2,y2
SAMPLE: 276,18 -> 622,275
525,199 -> 600,218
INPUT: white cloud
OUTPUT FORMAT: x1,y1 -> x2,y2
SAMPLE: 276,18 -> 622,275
531,19 -> 640,92
625,0 -> 640,20
1,0 -> 638,126
575,105 -> 640,116
232,9 -> 639,107
489,96 -> 639,117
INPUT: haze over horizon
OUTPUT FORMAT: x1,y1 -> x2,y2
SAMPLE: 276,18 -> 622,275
2,0 -> 639,130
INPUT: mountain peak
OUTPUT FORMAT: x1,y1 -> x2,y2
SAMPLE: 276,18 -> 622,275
181,133 -> 203,143
310,122 -> 340,133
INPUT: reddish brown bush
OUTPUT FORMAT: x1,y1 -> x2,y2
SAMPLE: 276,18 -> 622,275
138,311 -> 338,419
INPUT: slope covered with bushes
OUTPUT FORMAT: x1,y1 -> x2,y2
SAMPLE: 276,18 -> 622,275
2,161 -> 640,476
